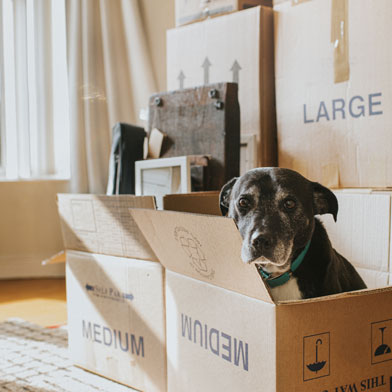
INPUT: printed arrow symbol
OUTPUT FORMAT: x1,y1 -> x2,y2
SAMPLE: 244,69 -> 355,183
202,57 -> 212,85
178,70 -> 185,89
231,60 -> 242,84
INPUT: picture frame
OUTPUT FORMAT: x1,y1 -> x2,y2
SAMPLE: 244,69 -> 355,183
135,156 -> 202,209
240,134 -> 257,174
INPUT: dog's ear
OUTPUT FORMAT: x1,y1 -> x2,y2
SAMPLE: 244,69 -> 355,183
219,177 -> 238,216
312,182 -> 338,222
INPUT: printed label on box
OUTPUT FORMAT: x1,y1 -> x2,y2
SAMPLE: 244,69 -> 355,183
303,332 -> 330,382
371,319 -> 392,365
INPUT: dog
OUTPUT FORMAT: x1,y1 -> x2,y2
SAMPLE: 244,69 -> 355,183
219,167 -> 366,301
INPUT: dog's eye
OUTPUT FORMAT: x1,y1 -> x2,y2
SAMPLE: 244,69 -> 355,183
284,199 -> 296,210
238,198 -> 250,209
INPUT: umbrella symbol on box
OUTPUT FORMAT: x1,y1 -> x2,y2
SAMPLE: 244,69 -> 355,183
374,327 -> 391,356
306,339 -> 327,373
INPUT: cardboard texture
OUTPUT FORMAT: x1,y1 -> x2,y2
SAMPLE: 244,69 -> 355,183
57,194 -> 157,261
274,0 -> 392,187
356,268 -> 389,290
66,251 -> 166,392
276,290 -> 392,391
131,193 -> 392,391
320,190 -> 391,276
58,195 -> 167,391
167,6 -> 277,167
175,0 -> 272,26
163,191 -> 221,215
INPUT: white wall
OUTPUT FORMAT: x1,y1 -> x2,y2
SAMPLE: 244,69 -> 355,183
139,0 -> 175,92
0,180 -> 68,278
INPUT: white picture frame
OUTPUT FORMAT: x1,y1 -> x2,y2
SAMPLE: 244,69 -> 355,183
135,156 -> 193,209
240,134 -> 257,174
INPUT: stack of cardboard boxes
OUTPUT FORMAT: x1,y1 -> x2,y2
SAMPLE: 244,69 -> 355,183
58,1 -> 392,391
58,195 -> 166,391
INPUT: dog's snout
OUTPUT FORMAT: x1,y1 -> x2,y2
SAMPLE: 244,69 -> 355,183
252,233 -> 273,252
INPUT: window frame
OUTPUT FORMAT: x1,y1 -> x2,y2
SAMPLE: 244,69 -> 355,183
0,0 -> 70,181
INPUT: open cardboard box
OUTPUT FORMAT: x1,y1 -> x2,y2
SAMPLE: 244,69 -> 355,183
57,194 -> 167,392
131,192 -> 392,392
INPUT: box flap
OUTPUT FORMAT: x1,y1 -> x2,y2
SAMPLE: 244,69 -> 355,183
41,251 -> 66,266
163,192 -> 221,215
58,194 -> 158,261
130,209 -> 273,303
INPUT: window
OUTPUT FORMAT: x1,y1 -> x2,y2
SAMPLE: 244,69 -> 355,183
0,0 -> 70,179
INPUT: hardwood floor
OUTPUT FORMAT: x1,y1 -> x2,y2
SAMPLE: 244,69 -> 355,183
0,278 -> 67,327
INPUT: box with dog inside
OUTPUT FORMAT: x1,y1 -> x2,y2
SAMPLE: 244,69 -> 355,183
130,172 -> 392,391
57,194 -> 167,392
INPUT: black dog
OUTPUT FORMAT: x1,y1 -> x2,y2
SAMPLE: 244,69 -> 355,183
219,167 -> 366,301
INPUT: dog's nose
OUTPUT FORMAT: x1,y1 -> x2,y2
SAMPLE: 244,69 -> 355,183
252,234 -> 273,252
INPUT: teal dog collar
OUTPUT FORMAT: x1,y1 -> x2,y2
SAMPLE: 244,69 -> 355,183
257,241 -> 311,288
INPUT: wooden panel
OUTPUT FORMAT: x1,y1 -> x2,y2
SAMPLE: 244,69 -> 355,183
148,82 -> 240,190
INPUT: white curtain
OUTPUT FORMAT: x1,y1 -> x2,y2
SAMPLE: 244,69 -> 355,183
1,0 -> 65,179
66,0 -> 156,194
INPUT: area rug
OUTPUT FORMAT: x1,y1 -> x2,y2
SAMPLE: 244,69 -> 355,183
0,319 -> 135,391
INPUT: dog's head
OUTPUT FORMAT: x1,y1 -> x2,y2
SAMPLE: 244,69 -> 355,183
219,167 -> 338,275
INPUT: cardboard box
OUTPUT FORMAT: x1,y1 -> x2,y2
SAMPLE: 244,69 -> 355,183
355,267 -> 389,290
175,0 -> 272,26
163,190 -> 392,287
319,189 -> 392,288
322,191 -> 390,275
274,0 -> 392,188
58,194 -> 167,392
167,6 -> 277,168
131,196 -> 392,392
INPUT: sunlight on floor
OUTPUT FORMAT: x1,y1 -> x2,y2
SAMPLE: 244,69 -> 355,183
0,279 -> 67,327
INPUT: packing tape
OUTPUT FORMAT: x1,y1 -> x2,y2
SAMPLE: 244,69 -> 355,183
322,163 -> 339,188
331,0 -> 349,83
287,0 -> 350,83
